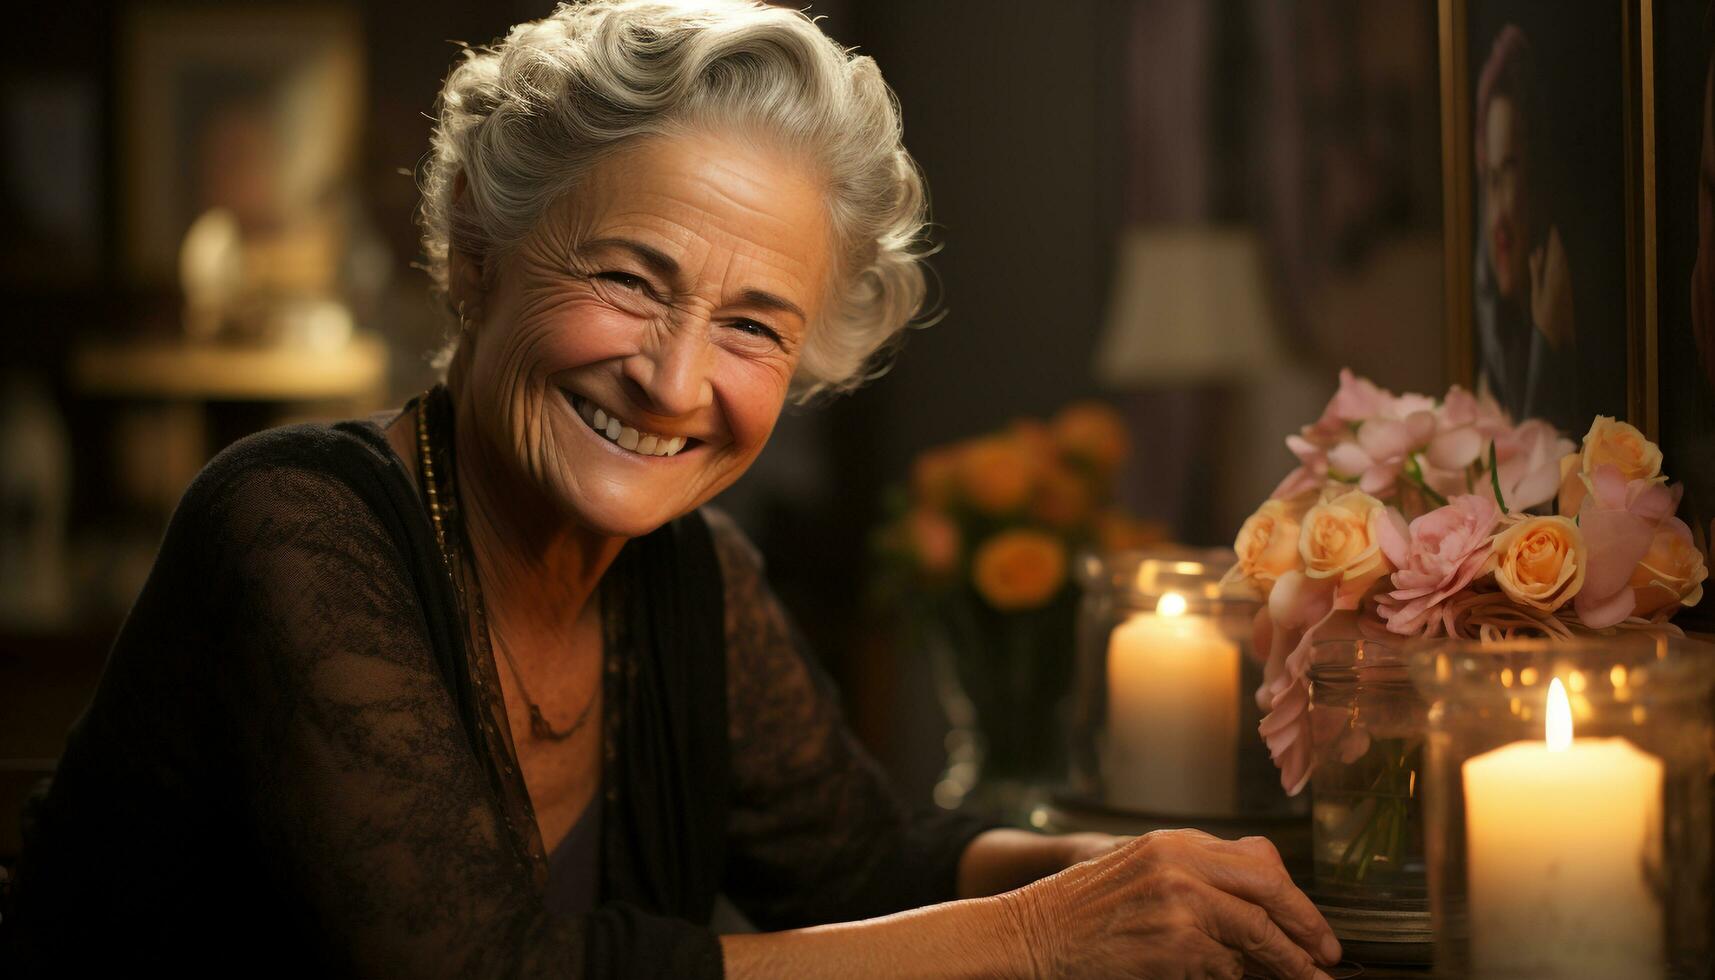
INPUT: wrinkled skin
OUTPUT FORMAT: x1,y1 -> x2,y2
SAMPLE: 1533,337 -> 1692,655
1005,830 -> 1341,980
447,130 -> 832,541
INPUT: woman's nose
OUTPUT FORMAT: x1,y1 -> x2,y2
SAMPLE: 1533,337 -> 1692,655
624,320 -> 715,418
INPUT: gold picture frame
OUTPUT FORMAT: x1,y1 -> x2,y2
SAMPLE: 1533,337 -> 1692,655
1439,0 -> 1658,438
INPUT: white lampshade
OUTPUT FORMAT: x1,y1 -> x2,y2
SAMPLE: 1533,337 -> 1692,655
1093,225 -> 1286,386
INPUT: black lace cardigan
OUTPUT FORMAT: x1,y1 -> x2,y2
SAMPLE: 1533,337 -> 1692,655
6,417 -> 990,978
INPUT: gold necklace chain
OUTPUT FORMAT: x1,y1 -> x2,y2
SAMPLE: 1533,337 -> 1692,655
416,388 -> 596,743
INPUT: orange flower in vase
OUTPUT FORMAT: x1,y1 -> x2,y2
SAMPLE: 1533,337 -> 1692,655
904,507 -> 962,579
911,446 -> 961,508
971,529 -> 1068,611
1051,401 -> 1130,474
956,436 -> 1039,515
1031,461 -> 1095,530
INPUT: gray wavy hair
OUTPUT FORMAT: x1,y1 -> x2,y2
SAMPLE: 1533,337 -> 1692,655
418,0 -> 933,401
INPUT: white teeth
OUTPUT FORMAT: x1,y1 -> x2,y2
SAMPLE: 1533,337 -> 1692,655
575,393 -> 689,458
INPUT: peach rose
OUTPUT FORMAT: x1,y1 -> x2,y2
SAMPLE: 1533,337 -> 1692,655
1297,489 -> 1392,595
1580,416 -> 1664,484
1051,401 -> 1129,473
971,529 -> 1068,611
1231,496 -> 1311,593
905,507 -> 961,577
1627,517 -> 1708,619
956,437 -> 1038,514
1492,516 -> 1587,613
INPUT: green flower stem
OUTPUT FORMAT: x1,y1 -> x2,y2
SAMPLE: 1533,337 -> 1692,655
1402,455 -> 1449,508
1331,739 -> 1421,884
1488,441 -> 1510,514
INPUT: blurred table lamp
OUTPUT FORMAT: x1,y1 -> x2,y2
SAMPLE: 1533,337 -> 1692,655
1093,225 -> 1285,386
1093,225 -> 1287,545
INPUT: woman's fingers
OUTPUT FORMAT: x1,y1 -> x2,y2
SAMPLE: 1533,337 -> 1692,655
1187,837 -> 1341,966
1194,884 -> 1331,980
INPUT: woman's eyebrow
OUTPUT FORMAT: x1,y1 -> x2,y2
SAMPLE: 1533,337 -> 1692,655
583,236 -> 680,280
736,288 -> 807,323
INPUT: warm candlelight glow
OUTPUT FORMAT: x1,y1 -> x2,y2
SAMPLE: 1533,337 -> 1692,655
1103,587 -> 1237,814
1464,671 -> 1665,975
1546,677 -> 1572,752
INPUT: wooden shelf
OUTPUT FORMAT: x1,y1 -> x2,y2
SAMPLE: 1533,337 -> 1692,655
71,332 -> 388,403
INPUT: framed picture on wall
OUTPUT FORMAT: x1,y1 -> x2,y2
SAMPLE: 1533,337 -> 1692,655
1651,0 -> 1715,633
119,6 -> 362,286
1439,0 -> 1649,436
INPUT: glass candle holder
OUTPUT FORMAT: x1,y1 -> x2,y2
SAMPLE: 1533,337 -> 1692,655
1410,636 -> 1715,980
1069,548 -> 1289,819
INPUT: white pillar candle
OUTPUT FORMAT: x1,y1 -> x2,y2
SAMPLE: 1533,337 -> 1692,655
1102,592 -> 1240,815
1462,677 -> 1664,979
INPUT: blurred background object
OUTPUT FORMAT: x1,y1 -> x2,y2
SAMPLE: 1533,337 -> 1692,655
1,0 -> 1448,862
868,400 -> 1158,821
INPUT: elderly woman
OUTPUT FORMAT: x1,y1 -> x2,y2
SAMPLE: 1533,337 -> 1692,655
8,3 -> 1337,978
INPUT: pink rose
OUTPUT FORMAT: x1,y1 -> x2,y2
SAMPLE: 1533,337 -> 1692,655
904,507 -> 960,577
1374,494 -> 1502,635
1315,369 -> 1395,430
1325,411 -> 1438,496
1573,465 -> 1681,628
1274,370 -> 1427,499
1272,431 -> 1334,500
1425,386 -> 1511,471
1255,573 -> 1338,796
1491,420 -> 1576,511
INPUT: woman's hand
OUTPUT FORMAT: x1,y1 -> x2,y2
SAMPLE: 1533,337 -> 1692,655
1001,828 -> 1340,980
1529,225 -> 1575,351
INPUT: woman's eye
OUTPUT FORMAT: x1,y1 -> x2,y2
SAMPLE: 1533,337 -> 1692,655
597,271 -> 649,291
730,319 -> 783,345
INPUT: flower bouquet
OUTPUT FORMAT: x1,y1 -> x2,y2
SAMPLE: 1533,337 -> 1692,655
1225,369 -> 1708,797
1225,371 -> 1709,905
873,402 -> 1165,812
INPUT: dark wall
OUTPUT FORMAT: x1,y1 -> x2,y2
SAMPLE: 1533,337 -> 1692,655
840,0 -> 1127,473
806,0 -> 1128,792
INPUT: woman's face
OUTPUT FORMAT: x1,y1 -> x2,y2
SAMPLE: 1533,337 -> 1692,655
1482,95 -> 1530,300
456,130 -> 831,538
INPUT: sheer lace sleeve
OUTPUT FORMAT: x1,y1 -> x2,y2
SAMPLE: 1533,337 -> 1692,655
191,452 -> 717,978
708,510 -> 995,931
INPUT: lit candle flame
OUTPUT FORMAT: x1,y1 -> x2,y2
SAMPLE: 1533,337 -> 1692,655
1158,592 -> 1187,617
1546,676 -> 1572,752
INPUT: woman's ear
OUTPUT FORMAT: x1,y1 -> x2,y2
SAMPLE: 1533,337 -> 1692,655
446,171 -> 487,323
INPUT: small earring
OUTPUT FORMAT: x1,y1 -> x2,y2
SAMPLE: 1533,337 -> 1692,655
457,301 -> 472,336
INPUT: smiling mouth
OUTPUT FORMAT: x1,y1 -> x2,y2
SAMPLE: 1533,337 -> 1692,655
566,392 -> 697,457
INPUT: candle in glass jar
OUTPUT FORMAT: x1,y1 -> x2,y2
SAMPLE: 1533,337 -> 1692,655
1103,592 -> 1239,815
1462,677 -> 1664,979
